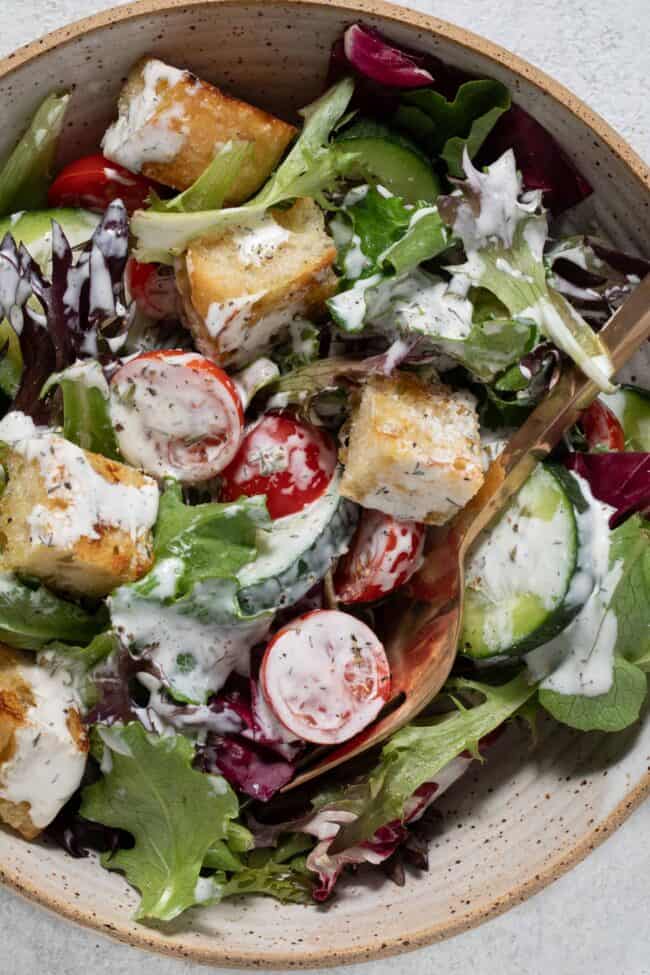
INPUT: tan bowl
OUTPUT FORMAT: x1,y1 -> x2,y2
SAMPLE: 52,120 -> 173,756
1,0 -> 649,967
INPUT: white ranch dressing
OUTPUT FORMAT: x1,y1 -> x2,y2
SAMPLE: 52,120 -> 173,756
214,297 -> 312,368
237,471 -> 342,592
231,217 -> 291,268
526,474 -> 619,696
12,432 -> 158,549
374,270 -> 474,340
205,291 -> 267,339
135,672 -> 244,740
233,357 -> 280,410
102,59 -> 192,172
110,564 -> 272,703
0,410 -> 39,442
51,359 -> 110,396
0,658 -> 87,829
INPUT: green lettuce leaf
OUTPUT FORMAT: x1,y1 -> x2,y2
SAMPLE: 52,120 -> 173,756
0,571 -> 108,650
539,516 -> 650,732
0,319 -> 23,398
110,484 -> 272,702
322,672 -> 536,852
42,361 -> 121,460
327,181 -> 532,378
439,150 -> 615,391
433,289 -> 537,380
81,722 -> 240,921
331,186 -> 450,285
539,657 -> 646,733
396,79 -> 511,177
152,479 -> 269,596
270,321 -> 320,373
149,140 -> 252,215
0,92 -> 69,216
131,78 -> 355,260
219,834 -> 314,904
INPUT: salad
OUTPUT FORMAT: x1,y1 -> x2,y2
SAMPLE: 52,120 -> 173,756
0,22 -> 648,921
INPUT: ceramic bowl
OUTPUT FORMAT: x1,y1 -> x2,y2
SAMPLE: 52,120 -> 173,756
0,0 -> 649,966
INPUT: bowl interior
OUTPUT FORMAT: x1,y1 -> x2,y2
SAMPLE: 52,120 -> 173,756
0,1 -> 649,967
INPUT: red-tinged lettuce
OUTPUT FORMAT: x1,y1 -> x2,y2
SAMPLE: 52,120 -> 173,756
548,236 -> 650,328
196,734 -> 295,802
564,452 -> 650,526
195,677 -> 301,801
341,24 -> 434,89
247,677 -> 532,901
478,103 -> 592,215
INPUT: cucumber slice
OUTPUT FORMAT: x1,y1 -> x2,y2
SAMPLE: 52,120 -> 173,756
237,471 -> 358,616
0,207 -> 99,267
461,464 -> 588,659
334,121 -> 440,204
602,384 -> 650,451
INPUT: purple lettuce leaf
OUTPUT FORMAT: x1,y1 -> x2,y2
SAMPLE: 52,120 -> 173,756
0,200 -> 130,419
196,735 -> 295,802
564,452 -> 650,526
477,104 -> 592,215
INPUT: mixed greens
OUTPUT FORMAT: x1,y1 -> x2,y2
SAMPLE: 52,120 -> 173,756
0,22 -> 648,924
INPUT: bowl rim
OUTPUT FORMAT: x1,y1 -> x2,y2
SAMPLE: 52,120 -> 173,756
0,0 -> 649,967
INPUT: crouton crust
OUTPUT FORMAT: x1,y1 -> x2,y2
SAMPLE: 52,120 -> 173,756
339,373 -> 485,525
176,197 -> 337,367
105,57 -> 296,204
0,444 -> 156,598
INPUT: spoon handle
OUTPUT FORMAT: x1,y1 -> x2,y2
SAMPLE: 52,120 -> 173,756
457,273 -> 650,553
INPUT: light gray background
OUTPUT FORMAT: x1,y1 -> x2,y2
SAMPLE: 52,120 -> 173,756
1,1 -> 649,972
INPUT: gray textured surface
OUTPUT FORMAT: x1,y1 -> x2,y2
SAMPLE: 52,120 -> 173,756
1,1 -> 649,973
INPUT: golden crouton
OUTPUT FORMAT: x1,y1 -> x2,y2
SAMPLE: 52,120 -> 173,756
0,646 -> 87,839
102,57 -> 296,204
0,435 -> 159,598
176,197 -> 337,368
339,373 -> 485,525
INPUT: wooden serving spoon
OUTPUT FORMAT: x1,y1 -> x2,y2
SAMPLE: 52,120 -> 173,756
284,274 -> 650,794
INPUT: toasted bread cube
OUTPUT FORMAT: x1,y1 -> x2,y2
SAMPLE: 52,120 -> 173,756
339,373 -> 485,525
0,433 -> 159,597
0,646 -> 87,839
176,197 -> 337,368
101,57 -> 296,204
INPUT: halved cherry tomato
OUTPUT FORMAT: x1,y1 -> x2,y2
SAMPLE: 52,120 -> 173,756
580,400 -> 625,451
48,154 -> 154,213
125,257 -> 179,320
260,609 -> 391,745
220,413 -> 337,519
335,511 -> 425,604
110,350 -> 244,483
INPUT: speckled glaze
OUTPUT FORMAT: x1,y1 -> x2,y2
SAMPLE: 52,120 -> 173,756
0,0 -> 649,967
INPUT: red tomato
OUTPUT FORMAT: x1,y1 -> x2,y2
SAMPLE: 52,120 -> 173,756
48,154 -> 154,213
580,400 -> 625,451
220,414 -> 337,519
260,609 -> 391,745
110,350 -> 244,483
125,257 -> 179,320
335,511 -> 425,604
